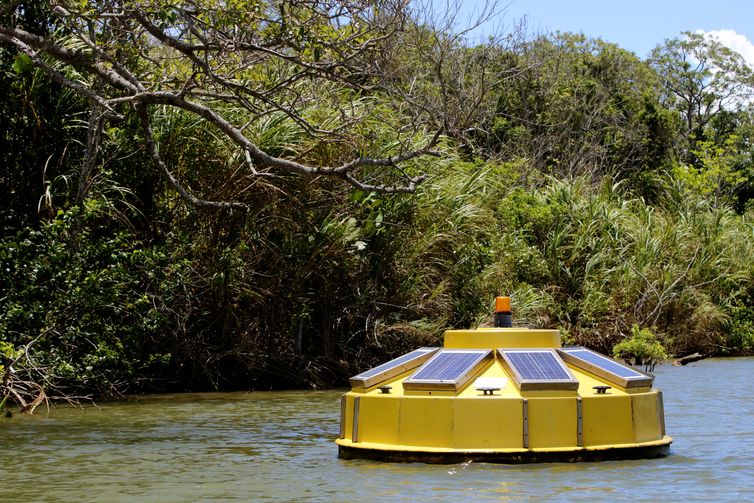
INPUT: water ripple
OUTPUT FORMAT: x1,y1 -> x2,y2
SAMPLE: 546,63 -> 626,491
2,359 -> 754,501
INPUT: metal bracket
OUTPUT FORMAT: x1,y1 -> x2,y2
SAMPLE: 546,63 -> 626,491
522,398 -> 529,449
576,397 -> 583,447
477,387 -> 500,395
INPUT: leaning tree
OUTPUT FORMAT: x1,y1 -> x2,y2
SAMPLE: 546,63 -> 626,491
0,0 -> 504,208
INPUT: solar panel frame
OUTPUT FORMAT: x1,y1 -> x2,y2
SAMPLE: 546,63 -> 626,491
349,347 -> 439,388
557,347 -> 654,388
498,349 -> 579,391
559,348 -> 646,378
403,349 -> 493,391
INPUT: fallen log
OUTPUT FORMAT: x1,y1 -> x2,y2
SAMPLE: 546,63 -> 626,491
672,353 -> 708,366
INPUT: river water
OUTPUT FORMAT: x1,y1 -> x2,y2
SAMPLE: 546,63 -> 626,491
2,357 -> 753,502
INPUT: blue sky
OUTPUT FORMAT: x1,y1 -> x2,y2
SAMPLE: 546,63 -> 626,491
450,0 -> 754,63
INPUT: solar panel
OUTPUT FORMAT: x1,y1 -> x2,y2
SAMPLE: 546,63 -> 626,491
349,347 -> 438,388
498,349 -> 579,391
506,351 -> 572,380
557,347 -> 653,388
403,349 -> 492,391
560,348 -> 644,378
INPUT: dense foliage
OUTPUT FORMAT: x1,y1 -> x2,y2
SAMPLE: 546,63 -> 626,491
2,1 -> 754,408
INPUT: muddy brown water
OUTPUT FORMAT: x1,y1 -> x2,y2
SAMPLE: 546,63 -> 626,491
2,357 -> 753,502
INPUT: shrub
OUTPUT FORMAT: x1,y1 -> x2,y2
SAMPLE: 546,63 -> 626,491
613,325 -> 669,371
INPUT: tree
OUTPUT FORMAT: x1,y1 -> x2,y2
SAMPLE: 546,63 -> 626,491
673,135 -> 747,208
649,32 -> 754,146
0,1 -> 90,231
476,32 -> 673,182
0,0 -> 494,209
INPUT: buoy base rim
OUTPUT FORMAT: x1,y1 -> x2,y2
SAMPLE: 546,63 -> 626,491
337,437 -> 672,464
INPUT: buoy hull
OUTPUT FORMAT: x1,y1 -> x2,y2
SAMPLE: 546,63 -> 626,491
337,437 -> 672,464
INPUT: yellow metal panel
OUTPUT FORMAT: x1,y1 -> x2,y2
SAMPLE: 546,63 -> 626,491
357,395 -> 401,445
341,394 -> 354,441
527,397 -> 578,448
631,392 -> 662,443
581,395 -> 634,446
457,358 -> 522,398
339,394 -> 347,439
352,396 -> 360,442
398,397 -> 454,448
520,390 -> 578,398
443,329 -> 561,349
452,398 -> 523,449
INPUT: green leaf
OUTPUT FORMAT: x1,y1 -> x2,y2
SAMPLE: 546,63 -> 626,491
12,54 -> 33,74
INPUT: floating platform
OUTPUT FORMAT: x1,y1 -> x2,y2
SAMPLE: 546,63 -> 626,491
336,300 -> 671,463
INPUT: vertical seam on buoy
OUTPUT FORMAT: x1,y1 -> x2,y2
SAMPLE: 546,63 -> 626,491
352,396 -> 360,443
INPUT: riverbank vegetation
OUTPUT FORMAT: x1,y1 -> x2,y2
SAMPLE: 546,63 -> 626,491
2,1 -> 754,409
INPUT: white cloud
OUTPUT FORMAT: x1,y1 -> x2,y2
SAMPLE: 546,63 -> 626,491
696,29 -> 754,68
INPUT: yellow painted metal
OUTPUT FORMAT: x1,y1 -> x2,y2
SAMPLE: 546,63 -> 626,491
451,397 -> 523,449
338,323 -> 671,461
631,392 -> 663,443
335,435 -> 672,455
340,394 -> 354,442
580,394 -> 634,446
527,397 -> 578,448
357,395 -> 401,445
398,396 -> 454,448
443,328 -> 561,349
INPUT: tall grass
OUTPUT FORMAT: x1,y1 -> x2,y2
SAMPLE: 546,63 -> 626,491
478,176 -> 754,355
6,99 -> 754,401
361,165 -> 754,357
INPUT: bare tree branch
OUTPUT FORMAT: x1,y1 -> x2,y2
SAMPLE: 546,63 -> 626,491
0,1 -> 504,204
136,103 -> 248,210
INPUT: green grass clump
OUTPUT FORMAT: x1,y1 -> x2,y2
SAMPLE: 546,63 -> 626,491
613,325 -> 669,371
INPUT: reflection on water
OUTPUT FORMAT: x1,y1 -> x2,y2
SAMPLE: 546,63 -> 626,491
2,358 -> 753,502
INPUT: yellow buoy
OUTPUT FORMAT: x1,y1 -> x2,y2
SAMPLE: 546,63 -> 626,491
335,297 -> 671,463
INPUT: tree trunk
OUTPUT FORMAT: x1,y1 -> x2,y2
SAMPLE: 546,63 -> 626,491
76,104 -> 104,206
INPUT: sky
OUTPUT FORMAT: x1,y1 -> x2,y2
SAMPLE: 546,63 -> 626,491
450,0 -> 754,64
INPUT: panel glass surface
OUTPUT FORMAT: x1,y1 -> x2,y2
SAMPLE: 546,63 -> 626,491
352,348 -> 436,380
503,351 -> 572,380
560,348 -> 644,378
409,350 -> 487,381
